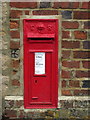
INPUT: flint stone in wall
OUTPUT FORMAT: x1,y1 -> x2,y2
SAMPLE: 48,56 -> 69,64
2,76 -> 9,85
2,2 -> 9,23
2,76 -> 9,97
11,70 -> 20,80
70,108 -> 89,118
2,55 -> 10,71
9,87 -> 22,96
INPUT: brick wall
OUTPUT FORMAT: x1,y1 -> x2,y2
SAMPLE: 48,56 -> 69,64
3,1 -> 90,119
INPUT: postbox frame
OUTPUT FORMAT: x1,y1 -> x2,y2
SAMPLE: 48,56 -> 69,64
20,15 -> 61,109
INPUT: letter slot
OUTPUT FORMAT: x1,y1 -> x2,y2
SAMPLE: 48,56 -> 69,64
23,18 -> 58,108
27,34 -> 55,42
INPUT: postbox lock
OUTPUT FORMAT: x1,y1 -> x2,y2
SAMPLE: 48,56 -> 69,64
35,80 -> 38,83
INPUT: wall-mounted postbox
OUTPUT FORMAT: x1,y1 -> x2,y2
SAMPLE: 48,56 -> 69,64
23,18 -> 58,108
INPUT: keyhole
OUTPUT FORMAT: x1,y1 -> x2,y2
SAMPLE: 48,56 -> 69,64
35,80 -> 38,83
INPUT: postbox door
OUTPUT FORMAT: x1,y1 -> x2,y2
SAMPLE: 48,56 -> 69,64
29,51 -> 55,105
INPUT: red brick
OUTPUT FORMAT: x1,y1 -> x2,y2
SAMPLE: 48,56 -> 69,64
33,10 -> 58,15
62,50 -> 71,59
53,2 -> 69,8
62,61 -> 80,68
62,31 -> 70,39
10,10 -> 22,18
74,90 -> 90,96
25,11 -> 29,15
15,100 -> 23,107
5,110 -> 17,118
10,41 -> 20,49
81,2 -> 90,9
74,31 -> 87,40
74,11 -> 90,19
62,90 -> 72,96
69,80 -> 80,87
62,80 -> 67,88
62,21 -> 79,29
71,2 -> 79,9
76,70 -> 90,78
53,2 -> 79,9
62,70 -> 71,78
82,61 -> 90,69
10,31 -> 20,39
10,2 -> 37,8
73,51 -> 90,59
12,80 -> 20,86
12,60 -> 20,68
10,21 -> 19,29
62,41 -> 80,49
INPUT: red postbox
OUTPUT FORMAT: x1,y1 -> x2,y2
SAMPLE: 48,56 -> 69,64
23,18 -> 58,108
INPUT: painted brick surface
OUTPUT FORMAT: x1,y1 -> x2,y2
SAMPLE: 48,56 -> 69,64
2,1 -> 90,119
